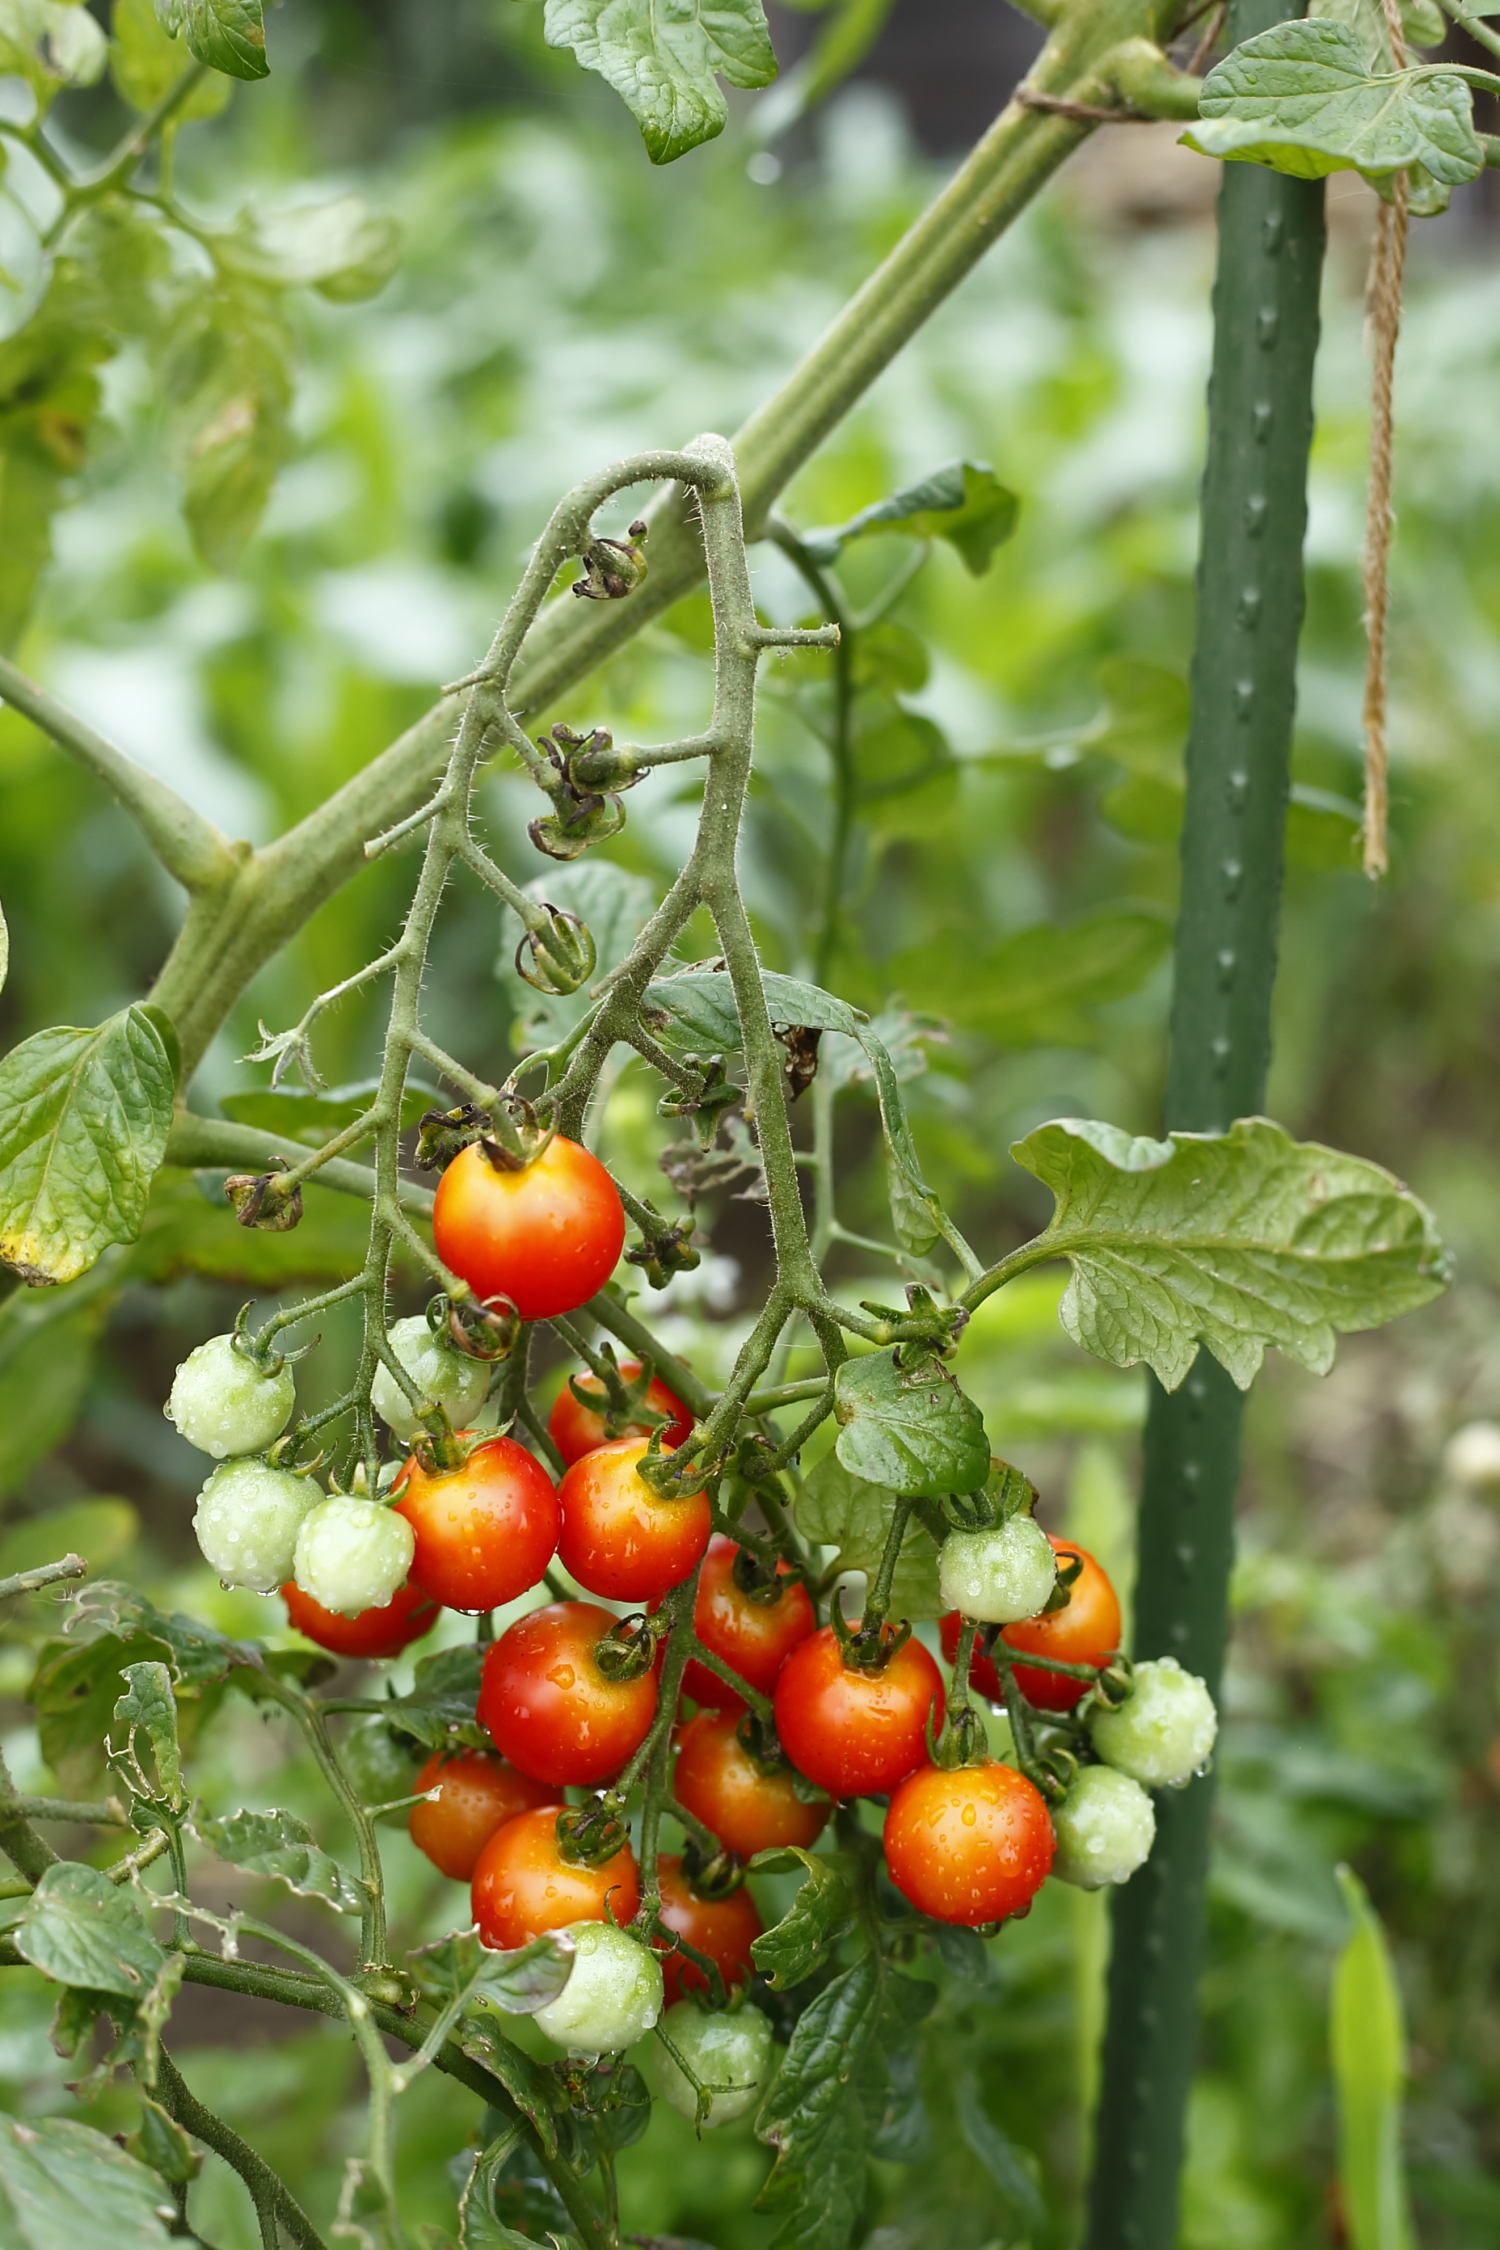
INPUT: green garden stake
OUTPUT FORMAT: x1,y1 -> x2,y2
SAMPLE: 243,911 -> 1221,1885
1084,5 -> 1328,2244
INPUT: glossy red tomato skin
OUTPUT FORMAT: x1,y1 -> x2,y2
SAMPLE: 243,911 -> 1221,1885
883,1761 -> 1055,1926
409,1750 -> 556,1881
281,1579 -> 439,1661
939,1536 -> 1122,1714
393,1435 -> 559,1613
433,1137 -> 624,1321
478,1601 -> 657,1787
548,1360 -> 695,1467
773,1627 -> 944,1800
472,1804 -> 640,1948
556,1438 -> 711,1603
656,1856 -> 763,2005
673,1710 -> 830,1858
682,1536 -> 817,1712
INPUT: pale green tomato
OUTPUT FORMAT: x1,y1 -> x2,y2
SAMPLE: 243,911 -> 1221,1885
938,1515 -> 1057,1625
1050,1765 -> 1156,1889
370,1315 -> 490,1442
293,1495 -> 415,1617
168,1334 -> 295,1459
193,1458 -> 320,1594
1087,1656 -> 1217,1789
656,1998 -> 776,2126
531,1922 -> 663,2057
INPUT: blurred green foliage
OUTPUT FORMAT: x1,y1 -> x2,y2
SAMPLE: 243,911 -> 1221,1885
1,4 -> 1499,2246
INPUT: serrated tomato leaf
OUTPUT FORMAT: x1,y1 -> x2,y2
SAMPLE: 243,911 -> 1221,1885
412,1927 -> 575,2016
543,0 -> 778,165
802,461 -> 1018,577
15,1864 -> 167,1998
833,1350 -> 989,1499
748,1849 -> 858,1988
194,1807 -> 368,1915
0,2115 -> 178,2248
383,1642 -> 489,1752
0,1006 -> 176,1286
158,0 -> 268,81
1009,1115 -> 1450,1391
794,1456 -> 942,1621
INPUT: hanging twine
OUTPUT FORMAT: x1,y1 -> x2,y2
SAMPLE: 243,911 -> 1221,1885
1360,0 -> 1410,879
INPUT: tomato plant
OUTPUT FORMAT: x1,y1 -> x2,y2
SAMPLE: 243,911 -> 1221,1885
0,0 -> 1468,2241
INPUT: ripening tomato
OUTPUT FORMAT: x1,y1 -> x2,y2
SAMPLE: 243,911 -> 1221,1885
394,1434 -> 559,1613
557,1437 -> 710,1603
940,1536 -> 1121,1714
433,1137 -> 625,1321
548,1360 -> 695,1467
773,1627 -> 943,1800
883,1760 -> 1054,1925
280,1578 -> 439,1661
681,1536 -> 816,1712
673,1710 -> 830,1858
478,1601 -> 657,1786
409,1749 -> 556,1881
472,1804 -> 640,1948
656,1856 -> 763,2005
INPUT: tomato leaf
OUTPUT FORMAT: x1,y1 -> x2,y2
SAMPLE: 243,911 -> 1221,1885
112,0 -> 229,117
156,0 -> 268,81
542,0 -> 778,165
0,1253 -> 124,1494
455,2021 -> 571,2160
161,286 -> 293,571
832,1350 -> 990,1499
218,1078 -> 439,1148
1184,20 -> 1484,188
15,1864 -> 168,1999
0,1 -> 107,101
0,2115 -> 178,2248
0,1006 -> 176,1286
748,1848 -> 858,1988
133,1167 -> 400,1290
383,1642 -> 489,1753
1009,1115 -> 1451,1392
954,2071 -> 1044,2229
194,1807 -> 369,1916
113,1662 -> 182,1806
802,461 -> 1018,578
412,1928 -> 576,2016
793,1455 -> 942,1621
213,197 -> 402,302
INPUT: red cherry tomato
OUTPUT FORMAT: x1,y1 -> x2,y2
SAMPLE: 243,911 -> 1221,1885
883,1760 -> 1054,1926
556,1437 -> 710,1604
548,1360 -> 695,1467
773,1626 -> 943,1799
409,1749 -> 556,1881
393,1434 -> 559,1613
680,1536 -> 816,1712
673,1710 -> 830,1859
472,1803 -> 640,1948
280,1579 -> 439,1661
656,1855 -> 763,2005
433,1137 -> 624,1322
478,1601 -> 657,1787
940,1536 -> 1122,1714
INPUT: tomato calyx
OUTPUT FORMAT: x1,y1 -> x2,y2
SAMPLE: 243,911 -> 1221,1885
1036,1544 -> 1085,1618
856,1284 -> 969,1359
415,1101 -> 487,1173
928,1698 -> 988,1773
829,1595 -> 912,1676
555,1796 -> 631,1868
404,1418 -> 484,1477
429,1288 -> 521,1363
729,1542 -> 793,1609
225,1168 -> 305,1233
624,1211 -> 701,1289
1084,1655 -> 1135,1713
567,1350 -> 670,1442
514,903 -> 597,998
592,1611 -> 664,1684
678,1839 -> 745,1900
474,1095 -> 557,1176
634,1428 -> 715,1504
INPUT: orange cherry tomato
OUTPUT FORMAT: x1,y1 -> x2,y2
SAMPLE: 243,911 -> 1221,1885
280,1579 -> 439,1661
409,1749 -> 556,1881
656,1855 -> 763,2005
478,1600 -> 657,1787
673,1710 -> 830,1859
472,1803 -> 640,1948
394,1434 -> 559,1613
556,1437 -> 710,1604
773,1626 -> 943,1800
548,1359 -> 695,1467
940,1536 -> 1121,1714
681,1536 -> 816,1712
883,1760 -> 1054,1926
433,1137 -> 624,1322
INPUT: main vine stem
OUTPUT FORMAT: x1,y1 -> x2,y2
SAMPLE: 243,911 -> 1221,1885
1083,6 -> 1327,2245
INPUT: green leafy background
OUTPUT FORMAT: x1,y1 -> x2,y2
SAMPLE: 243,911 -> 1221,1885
0,6 -> 1499,2248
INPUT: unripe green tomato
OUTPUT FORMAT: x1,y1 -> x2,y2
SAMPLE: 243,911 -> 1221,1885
656,1998 -> 776,2126
168,1334 -> 295,1459
1050,1764 -> 1156,1889
370,1315 -> 490,1443
1087,1656 -> 1217,1789
293,1496 -> 416,1619
193,1458 -> 320,1594
530,1921 -> 664,2057
938,1515 -> 1057,1625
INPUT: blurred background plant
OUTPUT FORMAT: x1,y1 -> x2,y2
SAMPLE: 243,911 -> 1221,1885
1,3 -> 1499,2245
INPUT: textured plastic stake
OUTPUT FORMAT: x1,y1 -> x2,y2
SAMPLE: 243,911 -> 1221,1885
1082,8 -> 1327,2247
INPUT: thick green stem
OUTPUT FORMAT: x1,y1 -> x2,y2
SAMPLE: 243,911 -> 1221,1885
153,2046 -> 327,2250
1085,6 -> 1327,2243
